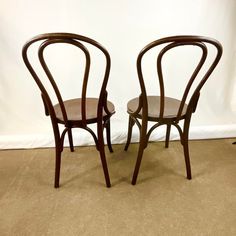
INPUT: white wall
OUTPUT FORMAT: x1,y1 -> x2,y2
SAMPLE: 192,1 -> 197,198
1,0 -> 236,148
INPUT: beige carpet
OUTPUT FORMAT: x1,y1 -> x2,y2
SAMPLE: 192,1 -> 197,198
0,139 -> 236,235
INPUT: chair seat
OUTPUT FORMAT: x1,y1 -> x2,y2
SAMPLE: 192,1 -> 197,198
127,95 -> 188,120
54,98 -> 115,123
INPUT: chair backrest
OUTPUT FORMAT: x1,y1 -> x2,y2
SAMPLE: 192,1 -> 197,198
136,35 -> 223,122
22,33 -> 111,126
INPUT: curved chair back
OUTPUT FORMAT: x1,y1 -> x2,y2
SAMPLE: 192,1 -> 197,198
137,36 -> 223,122
22,33 -> 111,127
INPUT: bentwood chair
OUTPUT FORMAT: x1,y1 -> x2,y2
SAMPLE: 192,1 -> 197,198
124,35 -> 222,185
22,33 -> 115,188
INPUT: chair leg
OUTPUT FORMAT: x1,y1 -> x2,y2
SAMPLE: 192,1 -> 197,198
183,140 -> 192,180
98,144 -> 111,188
131,121 -> 147,185
124,116 -> 135,151
54,145 -> 62,188
68,128 -> 74,152
97,122 -> 111,188
165,124 -> 171,148
182,119 -> 192,180
131,143 -> 145,185
105,119 -> 113,153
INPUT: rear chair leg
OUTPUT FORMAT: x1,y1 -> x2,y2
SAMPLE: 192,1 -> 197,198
132,142 -> 145,185
54,145 -> 62,188
182,118 -> 192,180
165,124 -> 171,148
105,119 -> 113,153
98,122 -> 111,187
99,147 -> 111,187
68,128 -> 74,152
124,116 -> 135,151
131,122 -> 147,185
183,139 -> 192,180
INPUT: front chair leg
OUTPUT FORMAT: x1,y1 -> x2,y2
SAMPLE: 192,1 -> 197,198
68,128 -> 74,152
183,140 -> 192,180
182,118 -> 192,180
131,143 -> 145,185
165,124 -> 171,148
124,115 -> 135,151
54,145 -> 62,188
131,122 -> 147,185
97,122 -> 111,187
98,143 -> 111,188
105,119 -> 113,153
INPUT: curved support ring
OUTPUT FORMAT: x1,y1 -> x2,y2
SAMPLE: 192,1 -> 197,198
82,126 -> 99,150
146,122 -> 163,146
172,123 -> 184,145
60,127 -> 69,152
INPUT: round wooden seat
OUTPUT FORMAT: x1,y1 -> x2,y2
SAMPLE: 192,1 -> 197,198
54,98 -> 115,123
127,95 -> 188,121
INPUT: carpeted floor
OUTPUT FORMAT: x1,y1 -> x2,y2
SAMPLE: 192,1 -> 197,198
0,139 -> 236,235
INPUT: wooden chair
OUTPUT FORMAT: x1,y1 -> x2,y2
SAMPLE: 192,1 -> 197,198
22,33 -> 115,188
124,35 -> 222,185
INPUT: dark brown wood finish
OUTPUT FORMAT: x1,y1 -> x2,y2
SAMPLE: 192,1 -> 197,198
124,35 -> 222,185
22,33 -> 115,188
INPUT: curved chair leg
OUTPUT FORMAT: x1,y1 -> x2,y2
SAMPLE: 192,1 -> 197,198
124,115 -> 135,151
182,118 -> 192,180
54,145 -> 62,188
98,122 -> 111,188
68,128 -> 74,152
131,143 -> 145,185
98,144 -> 111,188
165,124 -> 171,148
105,119 -> 113,153
131,121 -> 148,185
51,120 -> 63,188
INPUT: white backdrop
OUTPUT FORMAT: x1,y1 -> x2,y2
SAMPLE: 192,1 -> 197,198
1,0 -> 236,149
